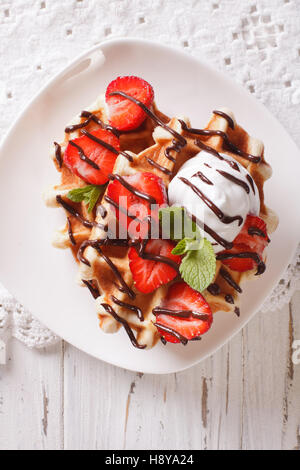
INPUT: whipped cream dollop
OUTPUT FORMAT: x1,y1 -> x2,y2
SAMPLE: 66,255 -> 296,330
168,151 -> 260,253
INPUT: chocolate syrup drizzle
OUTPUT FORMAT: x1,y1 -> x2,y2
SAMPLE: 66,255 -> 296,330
54,142 -> 63,168
179,177 -> 243,226
104,195 -> 141,222
78,239 -> 136,300
65,111 -> 120,138
187,211 -> 234,250
146,157 -> 172,176
82,279 -> 100,299
248,226 -> 266,238
246,174 -> 256,194
101,303 -> 146,349
69,140 -> 100,170
219,267 -> 243,293
135,239 -> 180,273
193,171 -> 213,185
111,295 -> 144,322
225,294 -> 234,304
179,120 -> 261,164
207,283 -> 221,295
212,110 -> 235,129
216,170 -> 250,194
81,129 -> 133,162
235,307 -> 241,317
248,226 -> 270,243
153,322 -> 189,345
207,267 -> 242,307
97,205 -> 107,219
108,174 -> 157,204
108,91 -> 187,147
152,307 -> 209,322
194,139 -> 240,171
67,217 -> 76,246
165,139 -> 185,162
217,251 -> 266,275
56,195 -> 108,232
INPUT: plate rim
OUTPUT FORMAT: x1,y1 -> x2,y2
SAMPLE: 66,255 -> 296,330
1,37 -> 300,374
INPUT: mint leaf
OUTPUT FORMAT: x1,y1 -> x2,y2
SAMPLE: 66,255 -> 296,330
87,186 -> 103,213
67,186 -> 91,203
159,207 -> 216,292
159,206 -> 200,241
179,239 -> 216,293
172,238 -> 189,255
67,184 -> 106,213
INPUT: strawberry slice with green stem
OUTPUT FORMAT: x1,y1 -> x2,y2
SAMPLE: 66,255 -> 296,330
154,282 -> 213,344
64,128 -> 120,185
105,76 -> 154,131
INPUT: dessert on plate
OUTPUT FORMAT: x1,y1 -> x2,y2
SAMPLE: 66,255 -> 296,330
44,76 -> 278,349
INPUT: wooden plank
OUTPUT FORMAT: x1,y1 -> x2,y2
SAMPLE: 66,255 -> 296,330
63,333 -> 244,450
282,291 -> 300,450
63,342 -> 129,450
239,305 -> 289,450
0,339 -> 63,450
63,294 -> 300,450
207,334 -> 243,450
1,290 -> 299,450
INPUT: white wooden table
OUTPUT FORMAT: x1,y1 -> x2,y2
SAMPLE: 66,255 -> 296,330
0,291 -> 299,450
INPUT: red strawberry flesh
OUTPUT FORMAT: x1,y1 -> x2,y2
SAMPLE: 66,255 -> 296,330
128,239 -> 181,294
105,76 -> 154,131
107,172 -> 167,238
219,215 -> 269,272
64,128 -> 120,185
154,282 -> 213,344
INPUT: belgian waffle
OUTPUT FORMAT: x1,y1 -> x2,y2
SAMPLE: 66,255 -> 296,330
45,92 -> 278,349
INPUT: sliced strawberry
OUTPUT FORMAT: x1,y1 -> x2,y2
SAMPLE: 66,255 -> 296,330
64,129 -> 120,185
107,172 -> 167,238
220,215 -> 269,272
235,215 -> 269,250
128,239 -> 181,294
154,282 -> 213,344
220,243 -> 257,271
105,76 -> 154,131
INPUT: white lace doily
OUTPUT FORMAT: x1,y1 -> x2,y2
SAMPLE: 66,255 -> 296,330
0,0 -> 299,350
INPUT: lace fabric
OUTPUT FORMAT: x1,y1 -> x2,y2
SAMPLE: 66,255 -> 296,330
0,0 -> 299,348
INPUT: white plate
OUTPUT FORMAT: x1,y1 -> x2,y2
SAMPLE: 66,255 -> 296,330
0,38 -> 299,374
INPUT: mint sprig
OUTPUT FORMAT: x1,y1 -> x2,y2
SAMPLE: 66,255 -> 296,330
177,238 -> 216,293
67,184 -> 106,213
159,206 -> 216,293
